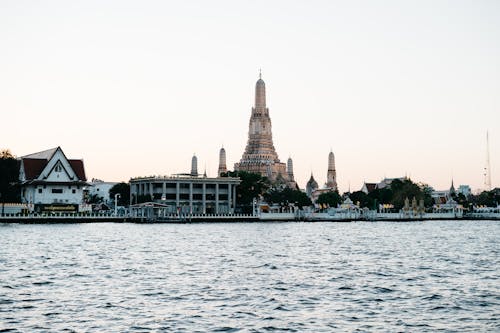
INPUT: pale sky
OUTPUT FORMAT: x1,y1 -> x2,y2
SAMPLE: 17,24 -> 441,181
1,0 -> 499,193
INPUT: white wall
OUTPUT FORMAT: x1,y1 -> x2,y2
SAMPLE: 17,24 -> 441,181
88,182 -> 117,204
23,184 -> 84,205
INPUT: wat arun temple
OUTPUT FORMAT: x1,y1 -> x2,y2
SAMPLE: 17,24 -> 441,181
234,73 -> 294,187
223,72 -> 337,194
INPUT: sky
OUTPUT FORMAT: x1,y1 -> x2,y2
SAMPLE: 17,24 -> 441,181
1,0 -> 499,193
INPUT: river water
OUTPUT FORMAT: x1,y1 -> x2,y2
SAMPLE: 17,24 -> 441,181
0,221 -> 498,332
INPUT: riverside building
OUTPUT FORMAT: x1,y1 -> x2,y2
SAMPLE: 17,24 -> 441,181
130,156 -> 240,215
19,147 -> 88,213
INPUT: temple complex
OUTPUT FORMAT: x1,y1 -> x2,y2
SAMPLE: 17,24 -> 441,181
234,73 -> 288,183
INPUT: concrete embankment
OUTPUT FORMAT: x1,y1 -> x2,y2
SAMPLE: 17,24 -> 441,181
1,214 -> 499,223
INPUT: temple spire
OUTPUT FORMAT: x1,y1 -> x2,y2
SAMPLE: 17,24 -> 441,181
255,71 -> 266,110
235,74 -> 287,182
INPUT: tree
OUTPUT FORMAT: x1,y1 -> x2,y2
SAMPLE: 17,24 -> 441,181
0,149 -> 15,159
317,191 -> 342,208
87,193 -> 104,204
351,180 -> 434,210
264,187 -> 312,209
385,179 -> 433,210
368,188 -> 393,207
471,189 -> 500,207
224,171 -> 270,213
109,182 -> 130,206
349,191 -> 373,208
0,151 -> 20,204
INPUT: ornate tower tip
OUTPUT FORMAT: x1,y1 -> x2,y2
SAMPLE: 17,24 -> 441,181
259,68 -> 262,79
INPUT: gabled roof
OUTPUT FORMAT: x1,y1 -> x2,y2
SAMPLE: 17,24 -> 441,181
22,147 -> 58,160
21,147 -> 87,182
68,160 -> 87,181
22,158 -> 48,180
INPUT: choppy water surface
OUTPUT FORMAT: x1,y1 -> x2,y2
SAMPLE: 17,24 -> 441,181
0,221 -> 499,332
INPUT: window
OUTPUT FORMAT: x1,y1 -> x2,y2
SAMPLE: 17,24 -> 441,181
52,189 -> 63,194
38,189 -> 42,194
72,189 -> 76,194
55,164 -> 62,172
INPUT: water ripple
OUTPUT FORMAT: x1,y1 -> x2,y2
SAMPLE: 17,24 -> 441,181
0,221 -> 498,331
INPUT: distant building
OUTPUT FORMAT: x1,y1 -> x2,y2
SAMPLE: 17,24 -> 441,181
130,156 -> 241,214
432,181 -> 471,204
88,179 -> 118,204
191,154 -> 198,177
360,177 -> 406,194
306,174 -> 319,198
130,176 -> 240,215
305,151 -> 339,202
19,147 -> 88,213
218,147 -> 227,176
234,73 -> 289,183
376,177 -> 406,190
457,185 -> 471,197
325,151 -> 338,190
286,157 -> 297,189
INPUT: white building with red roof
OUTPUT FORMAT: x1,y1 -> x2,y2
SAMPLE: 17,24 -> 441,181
19,147 -> 88,213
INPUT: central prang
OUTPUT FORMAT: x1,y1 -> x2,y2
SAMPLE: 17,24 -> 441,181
234,74 -> 291,185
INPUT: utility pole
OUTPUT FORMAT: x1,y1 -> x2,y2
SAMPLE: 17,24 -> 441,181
485,131 -> 492,191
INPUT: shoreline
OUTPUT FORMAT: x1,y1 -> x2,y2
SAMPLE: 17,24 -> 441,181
1,216 -> 499,224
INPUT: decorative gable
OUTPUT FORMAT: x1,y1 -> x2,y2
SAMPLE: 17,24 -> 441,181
20,147 -> 87,183
40,148 -> 78,181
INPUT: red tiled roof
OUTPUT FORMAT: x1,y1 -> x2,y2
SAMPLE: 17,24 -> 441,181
22,158 -> 48,180
22,158 -> 87,181
69,160 -> 87,181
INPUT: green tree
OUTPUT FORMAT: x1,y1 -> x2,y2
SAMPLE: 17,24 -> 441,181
264,187 -> 312,209
368,188 -> 393,207
349,191 -> 373,208
87,193 -> 104,204
471,189 -> 499,207
350,180 -> 434,210
224,171 -> 270,213
317,191 -> 342,208
455,193 -> 470,209
109,182 -> 130,206
421,184 -> 435,208
0,150 -> 20,205
389,179 -> 432,210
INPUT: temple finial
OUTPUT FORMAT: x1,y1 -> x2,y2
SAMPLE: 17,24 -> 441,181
259,68 -> 262,79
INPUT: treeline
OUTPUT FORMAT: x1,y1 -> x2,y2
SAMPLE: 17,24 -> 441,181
0,150 -> 20,203
348,179 -> 434,210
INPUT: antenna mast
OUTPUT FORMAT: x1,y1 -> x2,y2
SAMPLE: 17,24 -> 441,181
485,131 -> 492,191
